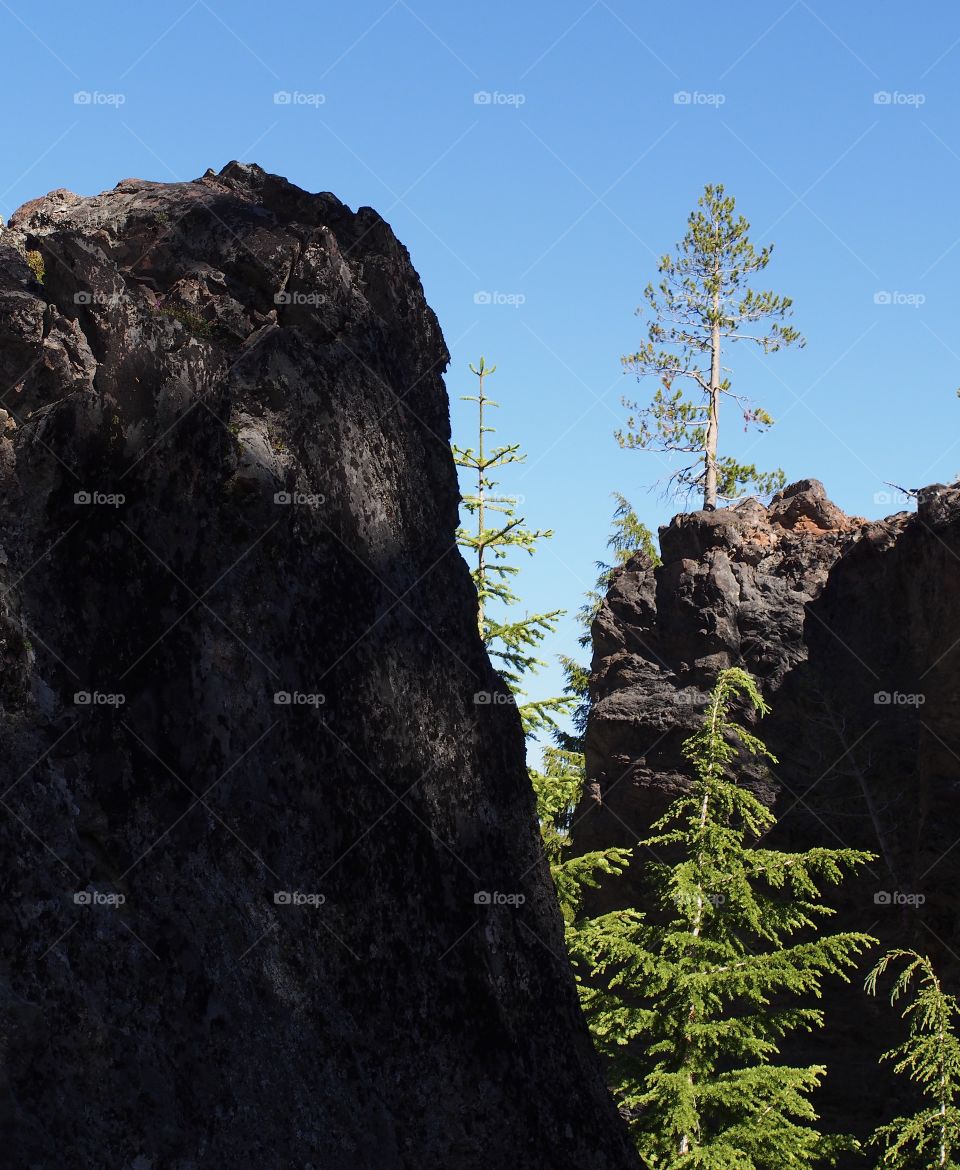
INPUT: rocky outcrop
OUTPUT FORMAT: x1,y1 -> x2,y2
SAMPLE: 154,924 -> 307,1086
0,165 -> 639,1169
577,477 -> 960,1145
582,480 -> 867,832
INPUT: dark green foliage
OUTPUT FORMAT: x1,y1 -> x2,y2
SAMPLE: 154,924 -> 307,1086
531,745 -> 632,924
577,668 -> 875,1167
552,653 -> 591,754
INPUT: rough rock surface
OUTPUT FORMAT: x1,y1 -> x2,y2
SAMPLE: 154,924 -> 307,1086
577,477 -> 960,1146
0,164 -> 639,1169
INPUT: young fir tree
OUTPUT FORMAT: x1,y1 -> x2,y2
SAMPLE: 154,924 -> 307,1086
452,357 -> 572,736
575,492 -> 661,643
575,668 -> 875,1168
531,496 -> 654,933
616,183 -> 804,509
555,492 -> 660,753
531,746 -> 633,926
866,949 -> 960,1168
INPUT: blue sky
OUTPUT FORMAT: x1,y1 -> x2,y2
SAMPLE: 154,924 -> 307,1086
3,1 -> 959,747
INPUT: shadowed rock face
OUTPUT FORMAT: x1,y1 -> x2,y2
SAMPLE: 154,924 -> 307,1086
0,164 -> 639,1170
578,477 -> 960,1147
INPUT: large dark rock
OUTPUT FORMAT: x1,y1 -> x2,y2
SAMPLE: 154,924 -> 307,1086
0,164 -> 639,1170
578,478 -> 960,1148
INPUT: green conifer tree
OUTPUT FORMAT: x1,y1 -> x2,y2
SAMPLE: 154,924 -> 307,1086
556,492 -> 659,753
866,949 -> 960,1168
617,183 -> 804,508
576,668 -> 875,1167
527,495 -> 652,966
575,492 -> 661,642
532,745 -> 633,926
452,357 -> 572,735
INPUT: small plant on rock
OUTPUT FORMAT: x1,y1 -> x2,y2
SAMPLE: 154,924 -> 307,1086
25,249 -> 45,285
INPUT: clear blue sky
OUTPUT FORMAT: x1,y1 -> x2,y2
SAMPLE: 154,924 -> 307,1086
3,2 -> 959,748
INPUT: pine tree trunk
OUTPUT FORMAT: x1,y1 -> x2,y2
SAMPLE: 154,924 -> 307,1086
939,1009 -> 948,1167
476,371 -> 486,631
704,304 -> 720,509
678,695 -> 723,1155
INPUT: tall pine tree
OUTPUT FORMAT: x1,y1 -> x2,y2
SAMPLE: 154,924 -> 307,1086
617,183 -> 804,508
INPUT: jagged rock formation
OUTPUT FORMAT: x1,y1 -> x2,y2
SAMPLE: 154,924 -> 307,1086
0,164 -> 639,1169
577,477 -> 960,1145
